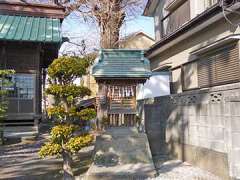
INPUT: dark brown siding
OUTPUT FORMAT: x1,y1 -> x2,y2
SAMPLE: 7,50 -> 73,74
6,47 -> 39,73
198,43 -> 240,88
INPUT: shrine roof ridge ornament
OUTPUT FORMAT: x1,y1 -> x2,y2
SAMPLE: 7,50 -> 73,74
92,49 -> 152,80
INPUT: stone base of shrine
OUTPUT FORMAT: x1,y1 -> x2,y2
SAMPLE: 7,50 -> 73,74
84,127 -> 156,180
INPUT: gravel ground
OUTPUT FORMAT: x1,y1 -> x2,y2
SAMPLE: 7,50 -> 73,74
150,160 -> 222,180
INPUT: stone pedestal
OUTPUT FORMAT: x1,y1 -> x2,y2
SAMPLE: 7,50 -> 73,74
85,127 -> 156,180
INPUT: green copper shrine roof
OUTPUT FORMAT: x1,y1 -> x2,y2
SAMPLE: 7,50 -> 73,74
92,49 -> 151,79
0,15 -> 61,43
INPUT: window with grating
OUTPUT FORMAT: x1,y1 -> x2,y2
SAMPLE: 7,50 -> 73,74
161,0 -> 190,37
198,43 -> 240,88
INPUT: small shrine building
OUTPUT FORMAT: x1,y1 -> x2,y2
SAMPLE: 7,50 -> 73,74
92,49 -> 151,126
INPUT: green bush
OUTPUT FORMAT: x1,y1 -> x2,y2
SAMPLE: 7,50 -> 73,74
39,56 -> 96,178
50,124 -> 78,144
39,142 -> 63,158
0,70 -> 14,144
77,108 -> 97,121
39,124 -> 93,157
65,135 -> 93,153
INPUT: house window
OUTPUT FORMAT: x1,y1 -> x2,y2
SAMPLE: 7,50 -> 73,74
7,74 -> 35,99
198,43 -> 240,88
161,0 -> 190,37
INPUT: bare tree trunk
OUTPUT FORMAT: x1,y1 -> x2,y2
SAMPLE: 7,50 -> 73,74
62,151 -> 74,180
99,1 -> 125,49
100,24 -> 120,49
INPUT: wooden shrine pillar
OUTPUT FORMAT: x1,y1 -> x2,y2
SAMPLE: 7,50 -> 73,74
96,83 -> 108,129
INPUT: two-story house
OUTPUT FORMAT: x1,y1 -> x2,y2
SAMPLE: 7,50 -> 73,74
144,0 -> 240,179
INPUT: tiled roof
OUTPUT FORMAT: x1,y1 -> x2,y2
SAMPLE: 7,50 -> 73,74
92,49 -> 151,79
0,15 -> 61,43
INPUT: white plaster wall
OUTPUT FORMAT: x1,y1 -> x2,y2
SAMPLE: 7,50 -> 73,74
136,72 -> 170,100
190,0 -> 206,19
154,0 -> 165,41
120,35 -> 155,50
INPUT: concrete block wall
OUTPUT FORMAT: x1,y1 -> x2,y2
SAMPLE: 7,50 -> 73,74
140,82 -> 240,179
226,98 -> 240,179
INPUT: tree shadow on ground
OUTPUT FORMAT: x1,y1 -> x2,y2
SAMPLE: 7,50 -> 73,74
0,123 -> 95,180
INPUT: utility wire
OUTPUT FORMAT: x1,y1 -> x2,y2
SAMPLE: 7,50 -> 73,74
219,0 -> 240,27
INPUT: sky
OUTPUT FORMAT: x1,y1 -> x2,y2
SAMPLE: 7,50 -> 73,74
121,16 -> 155,39
25,0 -> 155,53
60,13 -> 155,55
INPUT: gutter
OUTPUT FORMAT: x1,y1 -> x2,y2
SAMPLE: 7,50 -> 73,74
146,4 -> 222,58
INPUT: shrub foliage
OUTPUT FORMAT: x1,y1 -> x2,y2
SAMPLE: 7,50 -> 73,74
39,56 -> 96,178
39,124 -> 93,158
0,70 -> 14,144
